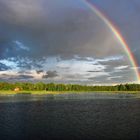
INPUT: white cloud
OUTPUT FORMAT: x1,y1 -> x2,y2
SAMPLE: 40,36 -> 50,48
107,76 -> 122,80
96,55 -> 124,63
0,56 -> 137,83
56,58 -> 109,81
14,40 -> 30,51
115,65 -> 129,70
0,59 -> 18,70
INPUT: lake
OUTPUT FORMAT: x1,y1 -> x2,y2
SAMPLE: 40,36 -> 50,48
0,93 -> 140,140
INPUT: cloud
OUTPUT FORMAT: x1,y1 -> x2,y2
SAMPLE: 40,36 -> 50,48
16,75 -> 34,79
96,56 -> 124,63
42,71 -> 58,79
0,39 -> 30,59
0,59 -> 18,70
107,76 -> 122,80
0,63 -> 11,71
0,0 -> 44,26
114,65 -> 129,70
0,74 -> 35,81
14,40 -> 30,51
87,70 -> 103,73
36,70 -> 44,74
0,0 -> 127,60
89,0 -> 140,67
0,55 -> 137,83
0,0 -> 138,84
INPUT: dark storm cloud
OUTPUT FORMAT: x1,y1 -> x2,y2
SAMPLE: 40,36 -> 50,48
0,0 -> 138,83
42,71 -> 58,79
0,0 -> 44,25
36,70 -> 44,74
0,38 -> 9,58
0,0 -> 125,60
89,0 -> 140,67
0,38 -> 29,59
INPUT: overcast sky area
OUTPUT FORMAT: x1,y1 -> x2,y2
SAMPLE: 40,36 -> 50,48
0,0 -> 140,84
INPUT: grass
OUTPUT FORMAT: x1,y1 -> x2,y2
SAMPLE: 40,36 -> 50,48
0,90 -> 140,96
0,90 -> 60,95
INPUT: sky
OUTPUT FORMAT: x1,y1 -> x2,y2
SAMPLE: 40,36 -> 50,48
0,0 -> 140,84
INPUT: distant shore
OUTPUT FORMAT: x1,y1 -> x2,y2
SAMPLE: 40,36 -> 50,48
0,82 -> 140,94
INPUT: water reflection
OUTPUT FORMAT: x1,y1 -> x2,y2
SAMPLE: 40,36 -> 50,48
0,93 -> 140,140
0,92 -> 139,103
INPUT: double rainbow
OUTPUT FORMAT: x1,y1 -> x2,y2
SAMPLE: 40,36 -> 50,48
84,0 -> 140,82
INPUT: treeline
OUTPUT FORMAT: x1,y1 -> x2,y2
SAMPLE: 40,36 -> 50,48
0,82 -> 140,91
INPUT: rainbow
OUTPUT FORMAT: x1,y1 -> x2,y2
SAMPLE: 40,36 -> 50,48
84,0 -> 140,82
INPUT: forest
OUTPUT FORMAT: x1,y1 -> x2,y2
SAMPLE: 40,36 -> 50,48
0,82 -> 140,91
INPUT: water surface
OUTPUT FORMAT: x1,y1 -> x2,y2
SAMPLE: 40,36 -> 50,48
0,93 -> 140,140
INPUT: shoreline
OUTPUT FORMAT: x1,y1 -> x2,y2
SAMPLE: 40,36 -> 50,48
0,90 -> 140,96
